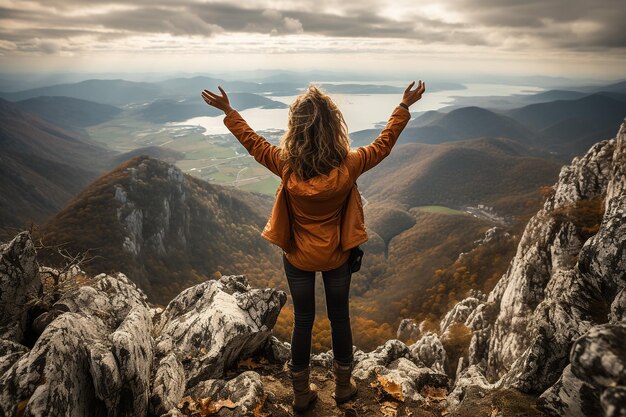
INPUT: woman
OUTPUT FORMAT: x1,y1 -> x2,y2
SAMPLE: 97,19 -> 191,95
201,80 -> 425,412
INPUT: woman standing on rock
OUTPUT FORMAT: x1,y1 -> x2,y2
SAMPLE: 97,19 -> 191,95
202,80 -> 425,412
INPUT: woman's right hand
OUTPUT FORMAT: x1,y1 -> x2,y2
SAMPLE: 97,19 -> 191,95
401,80 -> 426,107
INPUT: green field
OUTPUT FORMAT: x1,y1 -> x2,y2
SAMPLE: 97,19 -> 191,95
239,175 -> 281,194
86,115 -> 283,196
413,205 -> 468,215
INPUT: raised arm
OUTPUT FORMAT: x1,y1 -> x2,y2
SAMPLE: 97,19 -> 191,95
202,86 -> 284,177
352,80 -> 426,177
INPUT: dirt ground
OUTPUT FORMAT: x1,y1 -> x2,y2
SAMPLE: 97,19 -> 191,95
179,356 -> 546,416
233,359 -> 446,417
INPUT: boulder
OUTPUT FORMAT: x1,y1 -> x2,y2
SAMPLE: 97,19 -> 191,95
149,274 -> 286,413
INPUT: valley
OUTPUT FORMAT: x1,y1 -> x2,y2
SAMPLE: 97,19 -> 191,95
1,74 -> 624,356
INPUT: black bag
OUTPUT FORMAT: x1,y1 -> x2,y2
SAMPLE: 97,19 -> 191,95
348,245 -> 364,272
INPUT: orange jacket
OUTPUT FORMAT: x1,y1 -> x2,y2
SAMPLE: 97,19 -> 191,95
223,104 -> 411,271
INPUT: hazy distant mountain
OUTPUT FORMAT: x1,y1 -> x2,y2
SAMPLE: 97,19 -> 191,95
507,93 -> 626,130
517,89 -> 588,103
157,76 -> 303,96
132,92 -> 288,123
0,99 -> 117,237
35,156 -> 280,304
319,84 -> 403,94
0,79 -> 165,106
570,79 -> 626,94
506,92 -> 626,156
15,96 -> 123,128
358,137 -> 562,216
367,92 -> 626,159
438,79 -> 626,110
352,106 -> 534,146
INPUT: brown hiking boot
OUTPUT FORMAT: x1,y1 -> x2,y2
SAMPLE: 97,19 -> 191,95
288,365 -> 318,413
332,359 -> 358,404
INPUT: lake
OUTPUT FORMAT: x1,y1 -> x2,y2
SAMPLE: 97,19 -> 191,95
170,83 -> 544,135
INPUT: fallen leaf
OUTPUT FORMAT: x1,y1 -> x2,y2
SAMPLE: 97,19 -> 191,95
380,401 -> 398,417
382,401 -> 398,409
177,395 -> 195,408
238,357 -> 261,369
376,374 -> 405,402
15,399 -> 29,417
178,396 -> 238,416
199,398 -> 238,415
420,385 -> 448,401
253,393 -> 270,417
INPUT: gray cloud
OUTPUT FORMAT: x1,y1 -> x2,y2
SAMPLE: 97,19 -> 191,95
449,0 -> 626,48
0,0 -> 623,55
0,1 -> 487,47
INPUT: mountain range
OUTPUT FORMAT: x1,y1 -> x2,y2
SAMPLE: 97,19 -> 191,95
349,90 -> 626,160
1,76 -> 624,355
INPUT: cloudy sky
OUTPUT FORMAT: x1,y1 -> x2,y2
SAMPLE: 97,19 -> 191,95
1,0 -> 625,79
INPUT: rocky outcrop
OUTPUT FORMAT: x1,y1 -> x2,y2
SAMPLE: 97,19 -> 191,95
0,230 -> 288,416
399,117 -> 626,415
0,268 -> 153,416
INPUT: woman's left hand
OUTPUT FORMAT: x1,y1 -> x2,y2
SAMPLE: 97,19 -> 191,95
201,86 -> 233,114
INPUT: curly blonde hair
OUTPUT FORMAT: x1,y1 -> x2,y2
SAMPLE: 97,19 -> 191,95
279,84 -> 351,181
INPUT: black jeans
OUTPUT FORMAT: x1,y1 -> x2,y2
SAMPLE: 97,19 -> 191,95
282,253 -> 354,372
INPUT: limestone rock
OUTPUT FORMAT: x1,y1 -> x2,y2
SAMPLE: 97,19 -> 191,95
0,271 -> 154,417
447,365 -> 495,409
601,386 -> 626,417
261,335 -> 291,365
352,339 -> 419,380
538,365 -> 602,417
310,349 -> 335,368
373,357 -> 449,403
397,318 -> 420,341
0,339 -> 29,376
610,288 -> 626,322
149,353 -> 186,415
185,371 -> 265,416
150,274 -> 286,413
570,323 -> 626,388
440,294 -> 485,334
409,332 -> 447,374
0,230 -> 41,343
